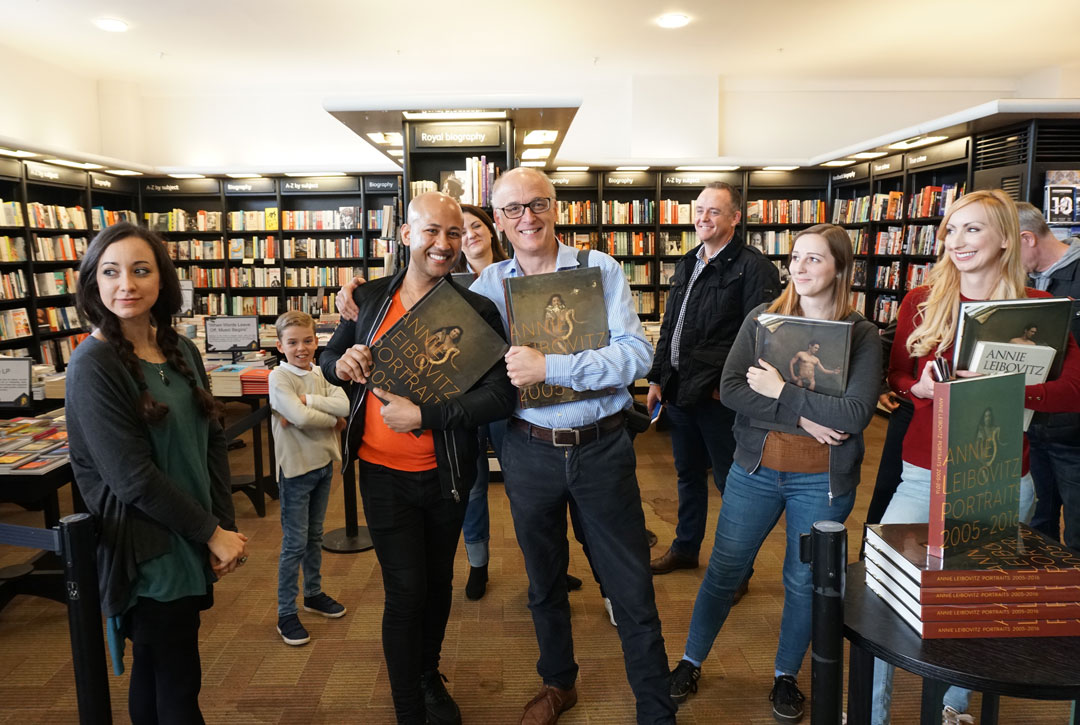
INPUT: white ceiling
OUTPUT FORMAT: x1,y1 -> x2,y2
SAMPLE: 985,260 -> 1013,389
3,0 -> 1080,170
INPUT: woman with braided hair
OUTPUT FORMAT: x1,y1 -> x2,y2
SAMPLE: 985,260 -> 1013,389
65,222 -> 248,724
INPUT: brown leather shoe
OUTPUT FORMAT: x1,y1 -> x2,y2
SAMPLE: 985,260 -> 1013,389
732,577 -> 750,605
520,684 -> 578,725
650,547 -> 699,575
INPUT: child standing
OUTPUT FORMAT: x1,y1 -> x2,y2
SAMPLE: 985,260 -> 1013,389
270,310 -> 350,645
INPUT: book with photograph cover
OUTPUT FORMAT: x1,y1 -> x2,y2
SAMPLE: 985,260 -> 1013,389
968,340 -> 1056,429
367,279 -> 508,406
503,267 -> 614,408
754,314 -> 853,398
929,372 -> 1025,557
953,297 -> 1073,380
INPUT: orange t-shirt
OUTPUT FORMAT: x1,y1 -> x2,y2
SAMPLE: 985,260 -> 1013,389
357,290 -> 437,471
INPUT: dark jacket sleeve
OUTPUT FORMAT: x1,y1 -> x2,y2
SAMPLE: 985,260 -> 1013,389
320,297 -> 361,390
185,336 -> 234,532
419,296 -> 516,430
66,345 -> 219,544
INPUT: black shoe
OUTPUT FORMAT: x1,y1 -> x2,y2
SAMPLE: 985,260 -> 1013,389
276,614 -> 310,646
421,670 -> 461,725
465,564 -> 488,600
669,659 -> 701,705
565,573 -> 583,591
770,675 -> 805,723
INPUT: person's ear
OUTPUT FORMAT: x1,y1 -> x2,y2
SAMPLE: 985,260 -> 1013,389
401,223 -> 412,247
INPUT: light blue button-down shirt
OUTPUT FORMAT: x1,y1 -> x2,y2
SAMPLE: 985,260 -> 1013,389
470,242 -> 653,428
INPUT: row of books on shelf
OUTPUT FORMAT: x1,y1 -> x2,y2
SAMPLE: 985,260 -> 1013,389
746,198 -> 826,225
287,293 -> 340,317
145,209 -> 223,232
659,231 -> 698,255
865,523 -> 1080,638
0,199 -> 24,227
875,226 -> 904,255
850,290 -> 866,315
34,234 -> 87,262
36,269 -> 78,296
629,289 -> 655,314
0,270 -> 28,300
906,262 -> 933,289
91,208 -> 137,231
904,224 -> 941,256
37,306 -> 82,333
227,208 -> 279,231
280,266 -> 365,288
832,196 -> 872,225
282,207 -> 364,232
852,260 -> 933,291
167,239 -> 224,260
747,229 -> 797,255
438,157 -> 500,207
0,308 -> 32,339
602,199 -> 655,225
563,231 -> 599,251
283,236 -> 366,259
0,413 -> 69,476
848,228 -> 869,255
908,183 -> 964,219
657,199 -> 693,225
25,203 -> 88,230
874,295 -> 899,324
556,200 -> 596,225
178,267 -> 225,287
605,231 -> 654,255
227,236 -> 278,261
874,261 -> 902,290
621,262 -> 650,285
40,334 -> 86,367
872,192 -> 905,221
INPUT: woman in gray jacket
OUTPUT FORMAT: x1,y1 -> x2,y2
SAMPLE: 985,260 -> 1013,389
668,223 -> 881,723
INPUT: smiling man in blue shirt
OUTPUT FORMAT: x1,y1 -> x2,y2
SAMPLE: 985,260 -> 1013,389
469,167 -> 675,725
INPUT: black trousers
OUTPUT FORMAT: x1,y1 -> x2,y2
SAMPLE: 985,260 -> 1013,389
126,595 -> 205,725
358,462 -> 467,725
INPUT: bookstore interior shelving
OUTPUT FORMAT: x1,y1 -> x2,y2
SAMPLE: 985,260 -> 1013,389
1,116 -> 1080,366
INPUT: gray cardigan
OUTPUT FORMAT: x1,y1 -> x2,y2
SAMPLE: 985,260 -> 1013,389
719,303 -> 882,500
65,335 -> 234,617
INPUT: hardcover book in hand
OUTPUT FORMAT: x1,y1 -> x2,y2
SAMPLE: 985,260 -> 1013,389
503,267 -> 613,408
754,313 -> 854,398
953,297 -> 1073,379
968,341 -> 1056,430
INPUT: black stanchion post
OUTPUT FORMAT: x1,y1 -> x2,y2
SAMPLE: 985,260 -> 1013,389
59,513 -> 112,724
802,520 -> 847,725
322,434 -> 373,553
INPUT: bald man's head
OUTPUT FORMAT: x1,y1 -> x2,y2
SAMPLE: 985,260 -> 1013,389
408,191 -> 463,226
402,192 -> 465,285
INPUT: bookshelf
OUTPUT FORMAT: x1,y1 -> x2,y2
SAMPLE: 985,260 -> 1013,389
361,175 -> 404,283
829,163 -> 872,318
863,154 -> 906,325
402,119 -> 512,210
601,170 -> 657,319
550,170 -> 600,254
746,169 -> 829,288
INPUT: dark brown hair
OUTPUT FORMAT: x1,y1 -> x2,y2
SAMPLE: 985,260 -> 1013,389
453,204 -> 508,273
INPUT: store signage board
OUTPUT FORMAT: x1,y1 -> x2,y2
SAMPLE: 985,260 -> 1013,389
90,172 -> 136,194
604,171 -> 655,188
661,171 -> 741,187
0,158 -> 20,180
413,122 -> 502,149
205,316 -> 259,352
280,176 -> 359,193
905,138 -> 969,170
0,357 -> 32,408
142,178 -> 221,195
547,171 -> 597,188
225,178 -> 276,195
830,163 -> 870,183
365,176 -> 401,193
25,161 -> 85,187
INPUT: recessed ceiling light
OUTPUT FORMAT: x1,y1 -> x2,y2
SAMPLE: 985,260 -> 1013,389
402,110 -> 507,120
523,130 -> 558,145
168,173 -> 206,179
226,173 -> 262,179
616,166 -> 650,171
387,149 -> 404,157
45,158 -> 104,170
103,169 -> 143,176
283,172 -> 346,177
821,160 -> 857,167
675,165 -> 740,171
762,166 -> 799,171
366,132 -> 403,145
93,17 -> 129,32
557,166 -> 589,171
656,13 -> 690,29
0,148 -> 38,158
850,151 -> 887,159
888,135 -> 948,150
521,148 -> 551,160
521,161 -> 547,167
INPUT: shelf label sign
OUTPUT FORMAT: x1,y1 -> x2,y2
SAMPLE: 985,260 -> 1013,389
830,163 -> 869,183
905,138 -> 968,169
661,171 -> 740,187
142,178 -> 221,194
25,161 -> 85,187
205,315 -> 259,352
225,178 -> 275,194
413,123 -> 502,149
178,280 -> 194,316
0,158 -> 20,180
604,171 -> 655,187
281,176 -> 359,193
365,176 -> 401,193
871,155 -> 904,176
0,357 -> 32,408
548,171 -> 597,188
1045,186 -> 1077,223
90,172 -> 136,194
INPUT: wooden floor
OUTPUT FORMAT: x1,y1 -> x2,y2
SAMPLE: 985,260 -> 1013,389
0,407 -> 1073,723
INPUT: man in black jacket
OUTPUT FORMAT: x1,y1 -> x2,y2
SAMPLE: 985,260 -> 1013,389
647,182 -> 780,577
1018,201 -> 1080,551
321,192 -> 516,725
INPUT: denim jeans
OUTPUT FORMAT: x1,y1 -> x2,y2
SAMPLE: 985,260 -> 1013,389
870,461 -> 1036,723
683,461 -> 855,676
1027,426 -> 1080,551
462,420 -> 506,567
502,423 -> 675,724
277,462 -> 333,617
358,462 -> 467,725
664,397 -> 737,559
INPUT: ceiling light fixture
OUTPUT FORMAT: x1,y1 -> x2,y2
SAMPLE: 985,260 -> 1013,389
762,166 -> 799,171
44,158 -> 104,170
93,17 -> 129,32
850,151 -> 887,159
0,148 -> 38,158
656,13 -> 690,29
103,169 -> 143,176
168,173 -> 206,179
675,165 -> 740,171
402,110 -> 507,120
283,172 -> 346,177
226,173 -> 263,178
387,149 -> 403,157
521,161 -> 547,167
888,135 -> 948,150
521,148 -> 551,160
523,130 -> 558,145
366,132 -> 403,145
557,166 -> 589,171
616,166 -> 650,171
821,160 -> 857,167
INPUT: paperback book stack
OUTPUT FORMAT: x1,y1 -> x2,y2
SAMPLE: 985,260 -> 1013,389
240,367 -> 271,396
0,413 -> 69,475
864,523 -> 1080,639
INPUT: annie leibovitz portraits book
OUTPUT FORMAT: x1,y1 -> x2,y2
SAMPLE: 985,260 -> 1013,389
953,297 -> 1073,429
753,314 -> 854,398
502,266 -> 614,408
366,278 -> 508,406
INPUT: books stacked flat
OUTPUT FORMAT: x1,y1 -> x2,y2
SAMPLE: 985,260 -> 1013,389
864,523 -> 1080,639
240,367 -> 270,396
209,364 -> 249,397
0,412 -> 69,475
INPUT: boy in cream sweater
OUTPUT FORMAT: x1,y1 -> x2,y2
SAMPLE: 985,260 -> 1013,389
269,310 -> 350,645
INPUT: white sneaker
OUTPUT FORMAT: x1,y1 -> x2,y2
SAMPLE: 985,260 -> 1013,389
603,597 -> 617,627
942,705 -> 974,725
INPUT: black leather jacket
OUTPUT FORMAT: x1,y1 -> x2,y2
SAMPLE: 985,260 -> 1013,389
320,271 -> 516,502
648,233 -> 780,406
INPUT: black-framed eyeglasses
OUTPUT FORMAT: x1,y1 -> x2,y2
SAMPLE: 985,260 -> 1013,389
496,197 -> 552,219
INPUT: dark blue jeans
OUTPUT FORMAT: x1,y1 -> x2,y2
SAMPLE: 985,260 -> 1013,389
462,420 -> 506,567
1028,426 -> 1080,551
277,462 -> 333,617
358,463 -> 467,725
502,423 -> 675,725
664,397 -> 737,559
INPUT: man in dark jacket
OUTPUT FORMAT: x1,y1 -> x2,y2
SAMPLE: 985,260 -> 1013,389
321,192 -> 516,725
1018,201 -> 1080,551
647,182 -> 780,577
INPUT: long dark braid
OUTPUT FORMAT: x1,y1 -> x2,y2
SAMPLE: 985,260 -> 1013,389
156,312 -> 219,418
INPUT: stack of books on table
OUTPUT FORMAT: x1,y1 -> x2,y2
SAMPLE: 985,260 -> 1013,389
239,367 -> 270,395
0,413 -> 69,475
209,364 -> 250,397
864,523 -> 1080,639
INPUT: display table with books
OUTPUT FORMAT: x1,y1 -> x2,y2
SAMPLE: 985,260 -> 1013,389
844,560 -> 1080,725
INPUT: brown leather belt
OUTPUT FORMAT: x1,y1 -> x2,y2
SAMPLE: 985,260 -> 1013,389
510,412 -> 625,447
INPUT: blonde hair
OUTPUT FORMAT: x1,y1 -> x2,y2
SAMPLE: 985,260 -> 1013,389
275,310 -> 316,338
906,189 -> 1027,357
766,223 -> 854,321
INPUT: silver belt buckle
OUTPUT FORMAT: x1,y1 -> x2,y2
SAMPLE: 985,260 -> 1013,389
551,427 -> 580,447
